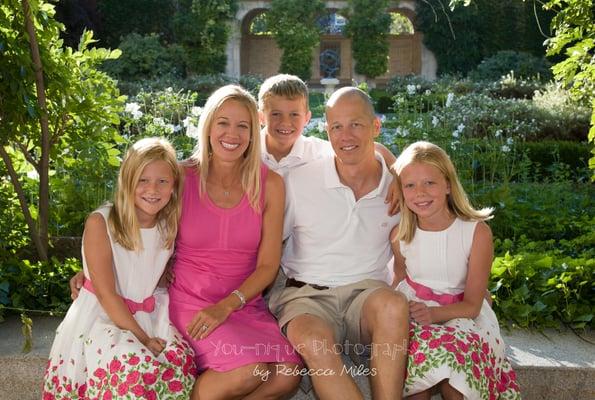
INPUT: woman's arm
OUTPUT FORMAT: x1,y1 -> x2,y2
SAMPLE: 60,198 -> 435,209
186,171 -> 285,339
409,222 -> 494,324
84,214 -> 164,355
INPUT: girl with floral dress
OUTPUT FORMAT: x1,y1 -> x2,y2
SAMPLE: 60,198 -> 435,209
42,138 -> 196,399
391,141 -> 521,400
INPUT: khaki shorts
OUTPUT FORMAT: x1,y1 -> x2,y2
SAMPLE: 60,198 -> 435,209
268,278 -> 388,347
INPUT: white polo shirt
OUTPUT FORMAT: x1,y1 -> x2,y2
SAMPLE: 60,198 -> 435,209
260,130 -> 334,178
282,153 -> 400,287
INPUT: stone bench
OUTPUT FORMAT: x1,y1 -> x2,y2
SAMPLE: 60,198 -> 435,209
1,316 -> 593,399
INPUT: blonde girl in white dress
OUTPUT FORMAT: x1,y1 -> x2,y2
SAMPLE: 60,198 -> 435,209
391,141 -> 520,400
42,138 -> 196,399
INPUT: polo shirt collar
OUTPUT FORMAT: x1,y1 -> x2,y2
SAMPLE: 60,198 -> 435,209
260,129 -> 306,163
324,152 -> 388,198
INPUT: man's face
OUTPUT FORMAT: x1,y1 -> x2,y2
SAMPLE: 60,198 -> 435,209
325,95 -> 380,167
259,95 -> 311,150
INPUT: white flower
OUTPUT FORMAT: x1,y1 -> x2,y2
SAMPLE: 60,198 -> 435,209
186,124 -> 200,139
173,124 -> 182,133
445,93 -> 454,107
27,169 -> 39,180
124,102 -> 143,120
165,87 -> 173,92
425,89 -> 431,95
182,116 -> 193,128
379,114 -> 387,122
153,117 -> 165,126
406,84 -> 416,95
507,137 -> 514,145
495,129 -> 502,137
501,145 -> 510,153
165,123 -> 175,133
457,123 -> 465,132
191,106 -> 202,117
452,130 -> 459,138
431,116 -> 439,127
317,120 -> 325,132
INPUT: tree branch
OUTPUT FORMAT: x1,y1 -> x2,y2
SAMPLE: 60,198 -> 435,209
17,142 -> 40,172
0,145 -> 46,260
22,0 -> 50,261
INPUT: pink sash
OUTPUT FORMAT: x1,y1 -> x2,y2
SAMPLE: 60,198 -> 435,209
405,275 -> 464,306
83,279 -> 155,314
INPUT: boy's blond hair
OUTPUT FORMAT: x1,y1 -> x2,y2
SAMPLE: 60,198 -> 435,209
258,74 -> 309,111
393,141 -> 493,243
190,85 -> 262,212
109,137 -> 182,251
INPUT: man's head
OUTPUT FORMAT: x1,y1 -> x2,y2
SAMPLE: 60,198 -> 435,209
258,74 -> 312,150
325,87 -> 380,166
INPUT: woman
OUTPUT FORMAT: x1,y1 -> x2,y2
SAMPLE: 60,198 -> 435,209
168,85 -> 302,400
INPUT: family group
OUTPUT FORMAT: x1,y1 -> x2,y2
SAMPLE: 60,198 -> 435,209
42,74 -> 520,400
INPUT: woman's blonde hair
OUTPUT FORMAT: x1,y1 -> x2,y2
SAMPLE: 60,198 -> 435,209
393,141 -> 493,243
109,137 -> 182,250
190,85 -> 262,211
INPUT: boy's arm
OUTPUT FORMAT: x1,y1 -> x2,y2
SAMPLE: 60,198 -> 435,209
374,142 -> 400,215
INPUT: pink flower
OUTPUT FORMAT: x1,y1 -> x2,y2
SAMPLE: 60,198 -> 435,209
109,359 -> 122,374
145,389 -> 157,400
445,326 -> 455,332
102,391 -> 112,400
413,352 -> 426,365
409,340 -> 419,355
52,376 -> 60,386
110,374 -> 119,387
482,342 -> 490,355
455,353 -> 465,365
42,392 -> 55,400
165,350 -> 177,363
184,354 -> 194,367
162,368 -> 175,381
78,383 -> 87,398
497,381 -> 507,393
429,339 -> 441,349
472,365 -> 481,379
117,382 -> 129,396
442,343 -> 457,353
93,368 -> 107,380
145,355 -> 152,363
484,366 -> 494,378
126,371 -> 140,385
471,351 -> 480,364
168,380 -> 183,393
64,383 -> 72,392
131,384 -> 145,396
440,333 -> 456,343
419,330 -> 432,340
142,372 -> 157,385
128,355 -> 140,366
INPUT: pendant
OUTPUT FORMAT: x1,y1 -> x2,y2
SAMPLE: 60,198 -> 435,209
223,190 -> 230,196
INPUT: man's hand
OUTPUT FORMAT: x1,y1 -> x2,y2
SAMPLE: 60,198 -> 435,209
69,271 -> 85,300
409,301 -> 434,325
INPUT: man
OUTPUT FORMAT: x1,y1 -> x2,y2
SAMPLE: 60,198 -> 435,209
269,87 -> 409,400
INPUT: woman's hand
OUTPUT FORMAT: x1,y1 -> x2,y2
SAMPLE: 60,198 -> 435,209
143,337 -> 166,357
409,301 -> 435,325
187,303 -> 233,340
69,271 -> 85,300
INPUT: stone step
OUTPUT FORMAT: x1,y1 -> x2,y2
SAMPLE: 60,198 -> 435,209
0,316 -> 593,399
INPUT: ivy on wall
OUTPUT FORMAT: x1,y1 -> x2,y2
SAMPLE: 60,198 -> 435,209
344,0 -> 392,79
267,0 -> 325,81
172,0 -> 238,75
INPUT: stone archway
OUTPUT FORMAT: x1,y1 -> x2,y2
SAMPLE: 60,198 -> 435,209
240,8 -> 282,77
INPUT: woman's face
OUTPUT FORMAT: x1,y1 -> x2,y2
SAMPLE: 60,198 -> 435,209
209,99 -> 251,162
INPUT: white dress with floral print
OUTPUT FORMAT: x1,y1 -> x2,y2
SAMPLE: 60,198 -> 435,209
42,206 -> 196,399
397,218 -> 520,400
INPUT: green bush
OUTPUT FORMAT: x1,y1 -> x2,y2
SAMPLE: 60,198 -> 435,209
520,141 -> 591,176
469,50 -> 552,81
102,33 -> 186,81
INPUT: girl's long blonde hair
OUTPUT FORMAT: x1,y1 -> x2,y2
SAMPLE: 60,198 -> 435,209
109,137 -> 182,250
190,85 -> 262,211
394,141 -> 493,243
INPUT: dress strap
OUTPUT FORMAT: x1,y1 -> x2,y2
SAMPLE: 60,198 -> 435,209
83,278 -> 155,314
405,275 -> 464,306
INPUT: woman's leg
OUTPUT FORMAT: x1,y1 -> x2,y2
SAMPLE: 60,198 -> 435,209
439,380 -> 463,400
405,389 -> 432,400
243,362 -> 301,400
190,363 -> 265,400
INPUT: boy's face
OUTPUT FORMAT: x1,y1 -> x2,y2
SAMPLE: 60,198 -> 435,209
259,95 -> 311,149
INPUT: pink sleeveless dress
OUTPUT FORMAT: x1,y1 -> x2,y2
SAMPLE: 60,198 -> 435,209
168,165 -> 301,372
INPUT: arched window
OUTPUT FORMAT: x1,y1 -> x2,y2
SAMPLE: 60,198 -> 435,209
317,11 -> 347,35
390,12 -> 414,35
248,11 -> 271,35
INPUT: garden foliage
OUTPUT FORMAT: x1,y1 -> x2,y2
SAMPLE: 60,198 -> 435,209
267,0 -> 325,81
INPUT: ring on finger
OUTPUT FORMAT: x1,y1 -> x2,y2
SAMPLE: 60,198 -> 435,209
201,324 -> 209,332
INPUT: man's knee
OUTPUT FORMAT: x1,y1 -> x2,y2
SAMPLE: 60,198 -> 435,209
286,315 -> 337,360
365,289 -> 408,324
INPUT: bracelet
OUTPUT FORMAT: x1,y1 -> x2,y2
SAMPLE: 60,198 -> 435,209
231,289 -> 246,309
